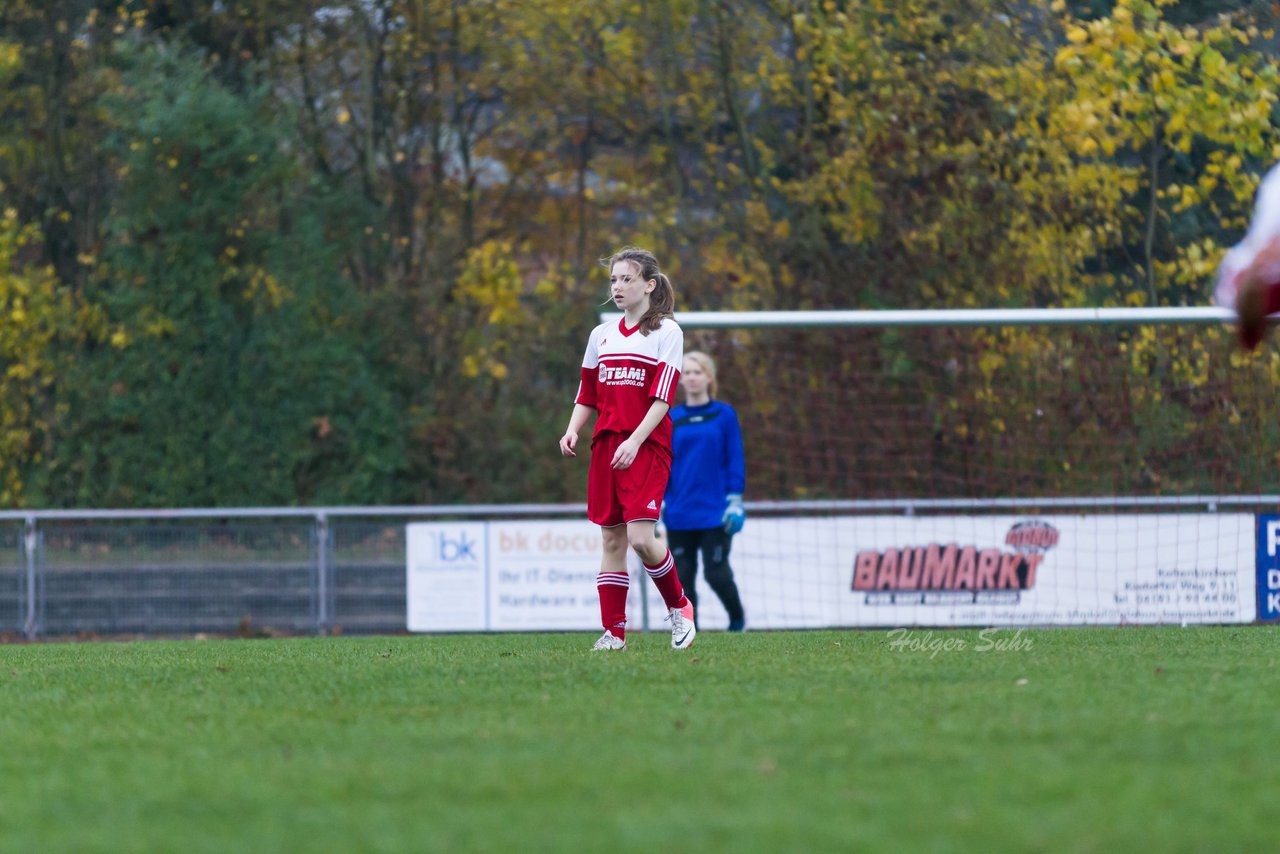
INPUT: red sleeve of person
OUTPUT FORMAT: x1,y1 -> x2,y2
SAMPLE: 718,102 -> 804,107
1216,163 -> 1280,351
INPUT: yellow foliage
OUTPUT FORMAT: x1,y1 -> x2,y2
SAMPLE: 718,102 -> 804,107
0,211 -> 77,505
457,239 -> 523,327
453,240 -> 527,380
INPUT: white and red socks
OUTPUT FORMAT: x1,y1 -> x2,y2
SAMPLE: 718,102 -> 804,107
643,550 -> 687,611
596,570 -> 629,642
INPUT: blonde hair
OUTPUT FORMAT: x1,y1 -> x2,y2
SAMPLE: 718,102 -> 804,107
600,246 -> 675,334
684,350 -> 718,399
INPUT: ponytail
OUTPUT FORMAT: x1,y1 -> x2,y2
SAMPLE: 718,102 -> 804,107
641,272 -> 675,334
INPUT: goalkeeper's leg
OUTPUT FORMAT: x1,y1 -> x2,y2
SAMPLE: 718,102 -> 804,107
667,529 -> 701,625
702,529 -> 746,630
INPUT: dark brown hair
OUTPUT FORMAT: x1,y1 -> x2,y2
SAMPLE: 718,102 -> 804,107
602,246 -> 675,334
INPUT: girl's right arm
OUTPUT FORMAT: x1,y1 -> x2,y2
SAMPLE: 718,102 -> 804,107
559,403 -> 595,457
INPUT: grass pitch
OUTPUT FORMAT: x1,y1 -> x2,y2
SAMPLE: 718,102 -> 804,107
1,626 -> 1276,852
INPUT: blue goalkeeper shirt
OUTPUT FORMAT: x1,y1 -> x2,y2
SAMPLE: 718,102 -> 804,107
664,400 -> 746,531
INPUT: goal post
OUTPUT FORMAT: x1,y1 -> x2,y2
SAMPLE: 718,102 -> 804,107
622,306 -> 1237,329
599,307 -> 1279,629
600,306 -> 1279,503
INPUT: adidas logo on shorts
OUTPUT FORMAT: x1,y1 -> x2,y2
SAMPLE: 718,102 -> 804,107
646,500 -> 657,510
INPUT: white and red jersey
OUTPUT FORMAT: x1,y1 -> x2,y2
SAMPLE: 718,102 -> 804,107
575,316 -> 683,453
1216,162 -> 1280,309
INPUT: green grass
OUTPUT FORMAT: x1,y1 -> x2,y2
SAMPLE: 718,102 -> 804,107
1,627 -> 1276,852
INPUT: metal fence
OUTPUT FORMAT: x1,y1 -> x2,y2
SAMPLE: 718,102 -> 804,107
2,523 -> 21,635
3,496 -> 1275,639
0,505 -> 583,639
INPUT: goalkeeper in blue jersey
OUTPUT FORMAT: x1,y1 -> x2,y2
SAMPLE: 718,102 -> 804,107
663,351 -> 747,631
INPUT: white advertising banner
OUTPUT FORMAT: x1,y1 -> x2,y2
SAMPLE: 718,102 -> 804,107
728,514 -> 1255,629
407,514 -> 1257,631
406,522 -> 487,631
483,520 -> 602,631
408,520 -> 662,632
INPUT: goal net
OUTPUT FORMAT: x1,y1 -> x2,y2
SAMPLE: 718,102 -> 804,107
652,309 -> 1273,630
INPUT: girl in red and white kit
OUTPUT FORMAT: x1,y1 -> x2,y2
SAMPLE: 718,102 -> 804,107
1216,162 -> 1280,350
559,247 -> 695,651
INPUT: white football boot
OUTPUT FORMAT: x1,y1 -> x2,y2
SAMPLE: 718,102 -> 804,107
668,600 -> 696,650
592,631 -> 627,651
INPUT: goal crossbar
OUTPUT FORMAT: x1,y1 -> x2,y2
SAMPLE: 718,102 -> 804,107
602,307 -> 1235,329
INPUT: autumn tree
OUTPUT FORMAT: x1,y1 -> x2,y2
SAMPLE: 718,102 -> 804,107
4,0 -> 1280,506
25,41 -> 405,506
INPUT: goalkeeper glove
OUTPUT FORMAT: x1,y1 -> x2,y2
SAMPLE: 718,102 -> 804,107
722,494 -> 745,535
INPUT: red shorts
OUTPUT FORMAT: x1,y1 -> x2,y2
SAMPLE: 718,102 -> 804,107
587,432 -> 671,527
